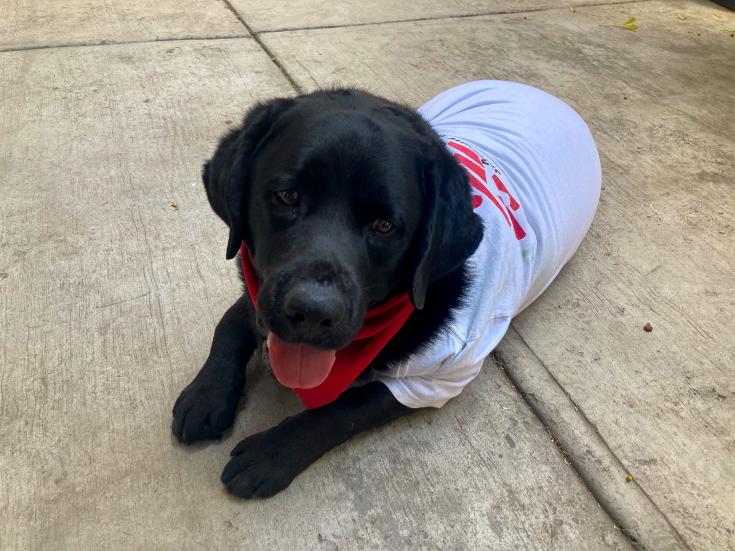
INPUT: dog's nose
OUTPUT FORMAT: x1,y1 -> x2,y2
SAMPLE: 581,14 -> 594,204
284,282 -> 346,333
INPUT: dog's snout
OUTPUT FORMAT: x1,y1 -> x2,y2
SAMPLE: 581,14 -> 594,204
284,282 -> 346,334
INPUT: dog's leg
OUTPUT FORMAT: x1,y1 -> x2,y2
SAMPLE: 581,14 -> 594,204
172,295 -> 257,443
221,381 -> 412,497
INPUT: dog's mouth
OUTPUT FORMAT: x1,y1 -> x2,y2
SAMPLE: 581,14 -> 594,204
256,298 -> 362,390
251,258 -> 366,390
266,333 -> 337,389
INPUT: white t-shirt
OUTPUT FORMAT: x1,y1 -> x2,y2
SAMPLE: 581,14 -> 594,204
375,81 -> 601,408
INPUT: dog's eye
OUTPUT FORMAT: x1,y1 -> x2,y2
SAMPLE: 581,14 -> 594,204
275,190 -> 299,206
371,219 -> 394,235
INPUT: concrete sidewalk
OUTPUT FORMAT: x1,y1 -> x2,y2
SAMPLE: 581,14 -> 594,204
1,1 -> 733,550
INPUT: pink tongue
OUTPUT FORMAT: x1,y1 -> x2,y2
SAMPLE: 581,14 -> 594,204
266,333 -> 337,389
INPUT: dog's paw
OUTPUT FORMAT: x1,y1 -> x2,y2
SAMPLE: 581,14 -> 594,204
221,429 -> 304,498
171,381 -> 240,444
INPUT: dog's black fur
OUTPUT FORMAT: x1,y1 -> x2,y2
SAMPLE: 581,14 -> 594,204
172,89 -> 483,498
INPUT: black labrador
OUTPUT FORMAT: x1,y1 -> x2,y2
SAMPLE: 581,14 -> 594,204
172,89 -> 483,498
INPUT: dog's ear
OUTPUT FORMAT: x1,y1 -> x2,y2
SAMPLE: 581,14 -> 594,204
410,148 -> 484,310
202,98 -> 295,259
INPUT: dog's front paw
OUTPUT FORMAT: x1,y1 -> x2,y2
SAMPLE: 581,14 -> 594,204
221,428 -> 306,498
172,380 -> 241,444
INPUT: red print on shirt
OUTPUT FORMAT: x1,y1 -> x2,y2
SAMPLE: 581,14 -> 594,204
447,139 -> 526,240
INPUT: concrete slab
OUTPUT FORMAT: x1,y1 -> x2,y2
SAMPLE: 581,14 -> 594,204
495,329 -> 689,550
261,1 -> 735,549
0,0 -> 246,52
228,0 -> 638,32
0,39 -> 629,550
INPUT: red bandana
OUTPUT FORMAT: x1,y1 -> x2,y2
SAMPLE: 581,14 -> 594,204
240,243 -> 415,409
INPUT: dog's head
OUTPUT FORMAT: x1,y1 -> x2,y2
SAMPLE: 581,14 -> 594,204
203,90 -> 482,381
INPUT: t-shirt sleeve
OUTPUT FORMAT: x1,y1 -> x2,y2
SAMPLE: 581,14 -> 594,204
374,315 -> 512,409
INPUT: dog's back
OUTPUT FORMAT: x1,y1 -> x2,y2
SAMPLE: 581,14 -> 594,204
419,80 -> 601,311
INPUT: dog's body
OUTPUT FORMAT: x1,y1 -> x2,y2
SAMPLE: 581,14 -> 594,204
172,81 -> 601,497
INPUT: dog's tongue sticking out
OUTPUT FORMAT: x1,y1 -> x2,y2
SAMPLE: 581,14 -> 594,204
266,333 -> 337,389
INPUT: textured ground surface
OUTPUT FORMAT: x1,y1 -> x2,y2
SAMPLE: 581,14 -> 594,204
1,1 -> 733,549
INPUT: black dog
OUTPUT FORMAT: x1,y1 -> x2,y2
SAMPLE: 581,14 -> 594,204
172,89 -> 483,498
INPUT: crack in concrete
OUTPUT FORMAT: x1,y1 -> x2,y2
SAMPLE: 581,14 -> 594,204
0,0 -> 650,56
217,0 -> 304,93
249,0 -> 651,34
494,326 -> 693,551
0,34 -> 249,54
